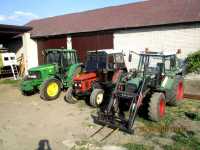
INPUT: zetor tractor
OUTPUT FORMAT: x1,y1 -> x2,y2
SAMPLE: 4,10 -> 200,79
65,50 -> 126,107
21,49 -> 81,100
93,51 -> 184,133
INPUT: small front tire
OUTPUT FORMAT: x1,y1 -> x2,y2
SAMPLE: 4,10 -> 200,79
90,89 -> 104,107
40,78 -> 62,100
148,92 -> 166,122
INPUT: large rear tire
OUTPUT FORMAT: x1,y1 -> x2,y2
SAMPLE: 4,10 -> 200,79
148,92 -> 166,122
64,87 -> 78,104
166,76 -> 184,106
40,78 -> 62,100
90,89 -> 104,107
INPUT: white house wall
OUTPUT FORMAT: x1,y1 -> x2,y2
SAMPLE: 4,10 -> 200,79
22,33 -> 38,74
114,24 -> 200,69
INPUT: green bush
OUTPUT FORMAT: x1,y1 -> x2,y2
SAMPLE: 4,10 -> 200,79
186,50 -> 200,73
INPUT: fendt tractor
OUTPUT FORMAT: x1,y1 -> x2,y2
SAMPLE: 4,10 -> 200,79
21,49 -> 81,100
93,50 -> 184,134
65,49 -> 127,107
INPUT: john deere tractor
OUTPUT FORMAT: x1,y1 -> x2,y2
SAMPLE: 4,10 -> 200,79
20,49 -> 81,100
93,51 -> 184,134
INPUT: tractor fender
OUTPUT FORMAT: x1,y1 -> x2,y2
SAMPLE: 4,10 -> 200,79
161,76 -> 175,91
161,76 -> 177,102
66,64 -> 81,87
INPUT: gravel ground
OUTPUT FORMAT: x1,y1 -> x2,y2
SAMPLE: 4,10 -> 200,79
0,81 -> 199,150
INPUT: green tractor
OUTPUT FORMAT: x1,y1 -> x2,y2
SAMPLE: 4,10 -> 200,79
93,51 -> 184,133
20,49 -> 81,100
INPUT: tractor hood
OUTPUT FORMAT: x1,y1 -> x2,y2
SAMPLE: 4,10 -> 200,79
28,64 -> 57,75
29,64 -> 55,71
74,72 -> 96,81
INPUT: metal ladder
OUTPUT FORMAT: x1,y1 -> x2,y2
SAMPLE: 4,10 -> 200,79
10,65 -> 19,80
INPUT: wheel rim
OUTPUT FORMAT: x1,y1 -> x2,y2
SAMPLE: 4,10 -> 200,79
96,93 -> 103,105
159,99 -> 165,118
47,82 -> 59,97
176,81 -> 184,100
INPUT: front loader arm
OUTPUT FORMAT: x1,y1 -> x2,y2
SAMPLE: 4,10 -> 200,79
127,78 -> 147,130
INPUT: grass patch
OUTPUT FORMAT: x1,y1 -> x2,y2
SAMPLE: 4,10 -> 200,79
123,143 -> 153,150
71,140 -> 101,150
163,131 -> 200,150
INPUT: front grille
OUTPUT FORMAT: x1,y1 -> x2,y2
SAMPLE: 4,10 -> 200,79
25,71 -> 41,80
126,83 -> 137,93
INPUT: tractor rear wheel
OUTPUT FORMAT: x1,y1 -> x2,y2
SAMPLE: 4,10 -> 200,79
64,87 -> 78,104
166,76 -> 184,106
40,78 -> 62,100
148,92 -> 166,122
90,89 -> 104,107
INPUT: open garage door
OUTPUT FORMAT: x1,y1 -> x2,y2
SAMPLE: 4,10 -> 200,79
72,32 -> 113,62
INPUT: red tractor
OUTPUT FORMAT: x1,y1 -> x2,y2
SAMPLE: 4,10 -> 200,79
65,49 -> 127,107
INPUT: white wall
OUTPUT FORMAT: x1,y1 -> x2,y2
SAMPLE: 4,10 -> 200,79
22,33 -> 38,74
67,36 -> 72,49
114,24 -> 200,69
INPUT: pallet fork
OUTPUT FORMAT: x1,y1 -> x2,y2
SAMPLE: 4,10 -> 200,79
92,72 -> 147,134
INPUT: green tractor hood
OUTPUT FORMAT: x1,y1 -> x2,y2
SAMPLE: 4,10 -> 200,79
28,64 -> 58,78
29,64 -> 55,72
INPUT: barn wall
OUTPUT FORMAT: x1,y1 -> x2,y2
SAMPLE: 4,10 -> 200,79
37,36 -> 67,64
71,32 -> 113,62
114,23 -> 200,69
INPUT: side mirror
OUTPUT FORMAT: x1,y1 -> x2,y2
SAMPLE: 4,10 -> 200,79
128,54 -> 132,62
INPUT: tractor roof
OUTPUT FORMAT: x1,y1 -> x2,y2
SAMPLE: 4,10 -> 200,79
45,48 -> 76,53
88,49 -> 124,55
138,51 -> 176,57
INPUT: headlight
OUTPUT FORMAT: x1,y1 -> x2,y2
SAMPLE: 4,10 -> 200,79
28,75 -> 37,79
78,83 -> 82,87
74,81 -> 82,88
27,71 -> 41,79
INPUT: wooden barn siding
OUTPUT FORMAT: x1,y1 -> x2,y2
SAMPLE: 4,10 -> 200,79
72,32 -> 113,62
37,36 -> 67,64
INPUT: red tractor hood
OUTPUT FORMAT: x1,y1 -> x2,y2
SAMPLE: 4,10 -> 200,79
73,72 -> 96,81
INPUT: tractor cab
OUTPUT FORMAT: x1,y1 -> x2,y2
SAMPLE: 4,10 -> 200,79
46,49 -> 78,68
45,49 -> 79,78
65,49 -> 126,107
84,50 -> 126,82
85,50 -> 125,72
136,51 -> 180,88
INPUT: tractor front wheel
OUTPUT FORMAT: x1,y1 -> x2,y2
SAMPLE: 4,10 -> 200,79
40,78 -> 62,100
90,89 -> 104,107
64,87 -> 78,104
148,92 -> 166,122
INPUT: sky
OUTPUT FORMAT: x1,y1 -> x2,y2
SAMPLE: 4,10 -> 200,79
0,0 -> 143,25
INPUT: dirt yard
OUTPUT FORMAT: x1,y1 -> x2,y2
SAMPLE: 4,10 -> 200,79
0,80 -> 200,150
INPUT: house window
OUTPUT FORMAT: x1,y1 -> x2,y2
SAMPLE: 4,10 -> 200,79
10,57 -> 15,60
4,57 -> 9,61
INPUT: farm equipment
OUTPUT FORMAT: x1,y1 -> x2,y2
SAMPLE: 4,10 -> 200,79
20,49 -> 81,100
65,49 -> 127,107
92,51 -> 184,134
0,48 -> 19,80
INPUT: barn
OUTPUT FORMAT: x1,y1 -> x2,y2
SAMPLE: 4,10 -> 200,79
9,0 -> 200,72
